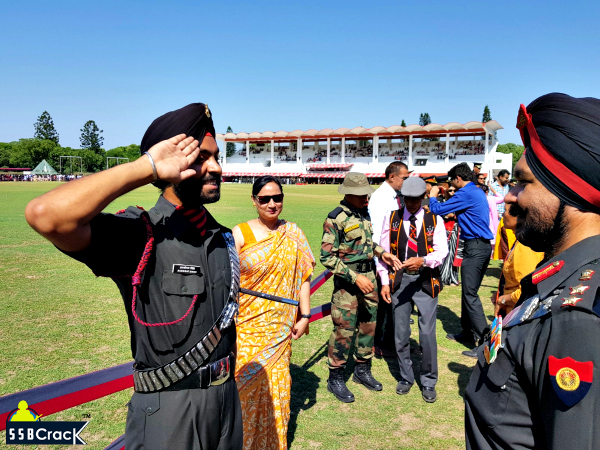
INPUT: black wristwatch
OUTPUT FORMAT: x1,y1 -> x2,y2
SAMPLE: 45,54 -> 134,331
300,314 -> 312,319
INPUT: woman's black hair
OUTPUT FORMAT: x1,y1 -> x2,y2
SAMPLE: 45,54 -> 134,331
252,176 -> 283,197
479,184 -> 489,194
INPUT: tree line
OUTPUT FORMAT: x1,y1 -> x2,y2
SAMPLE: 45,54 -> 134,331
1,111 -> 142,173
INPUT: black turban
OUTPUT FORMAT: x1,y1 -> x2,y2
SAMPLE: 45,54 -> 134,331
517,93 -> 600,214
140,103 -> 216,189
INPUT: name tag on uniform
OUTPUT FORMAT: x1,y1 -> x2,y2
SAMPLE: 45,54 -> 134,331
173,264 -> 201,275
344,224 -> 360,233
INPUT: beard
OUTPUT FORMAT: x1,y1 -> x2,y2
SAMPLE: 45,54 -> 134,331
509,200 -> 567,256
173,173 -> 221,209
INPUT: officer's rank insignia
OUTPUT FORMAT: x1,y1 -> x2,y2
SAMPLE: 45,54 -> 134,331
561,296 -> 583,307
548,356 -> 593,407
205,104 -> 211,118
569,284 -> 590,295
532,260 -> 564,285
484,315 -> 503,364
580,269 -> 595,281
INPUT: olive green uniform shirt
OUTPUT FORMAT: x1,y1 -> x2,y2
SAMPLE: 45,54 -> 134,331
320,199 -> 384,284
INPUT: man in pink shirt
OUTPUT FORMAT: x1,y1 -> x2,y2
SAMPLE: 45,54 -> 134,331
377,177 -> 448,402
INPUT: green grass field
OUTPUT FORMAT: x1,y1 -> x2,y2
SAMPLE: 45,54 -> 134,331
0,182 -> 500,450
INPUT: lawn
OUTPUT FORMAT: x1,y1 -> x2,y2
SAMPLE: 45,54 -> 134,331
0,182 -> 500,449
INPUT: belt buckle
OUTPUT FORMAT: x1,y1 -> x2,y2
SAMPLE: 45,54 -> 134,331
209,357 -> 230,386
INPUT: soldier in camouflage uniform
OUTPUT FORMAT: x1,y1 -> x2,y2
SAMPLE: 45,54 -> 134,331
321,172 -> 401,403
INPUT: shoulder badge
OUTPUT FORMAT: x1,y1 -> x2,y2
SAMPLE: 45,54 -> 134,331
580,269 -> 595,281
532,260 -> 564,285
548,356 -> 593,407
327,206 -> 344,220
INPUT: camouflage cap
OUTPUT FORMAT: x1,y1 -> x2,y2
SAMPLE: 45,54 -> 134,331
338,172 -> 375,195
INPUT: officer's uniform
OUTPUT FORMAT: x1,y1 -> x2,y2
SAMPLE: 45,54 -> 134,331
321,199 -> 385,368
65,196 -> 242,450
465,235 -> 600,448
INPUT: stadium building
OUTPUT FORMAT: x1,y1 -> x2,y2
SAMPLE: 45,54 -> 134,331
217,120 -> 508,183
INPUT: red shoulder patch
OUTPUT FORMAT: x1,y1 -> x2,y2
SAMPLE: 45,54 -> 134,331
549,356 -> 593,407
532,260 -> 564,285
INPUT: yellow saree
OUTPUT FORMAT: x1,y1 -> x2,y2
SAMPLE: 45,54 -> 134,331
235,220 -> 315,450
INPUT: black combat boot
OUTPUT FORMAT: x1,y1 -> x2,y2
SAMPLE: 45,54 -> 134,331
352,360 -> 383,391
327,368 -> 355,403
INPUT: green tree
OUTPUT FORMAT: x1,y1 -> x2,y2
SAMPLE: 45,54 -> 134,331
419,113 -> 431,126
401,120 -> 406,127
105,144 -> 142,166
80,120 -> 104,154
482,105 -> 492,123
9,138 -> 59,168
34,111 -> 60,144
419,113 -> 438,141
0,143 -> 14,167
497,143 -> 525,169
225,126 -> 236,158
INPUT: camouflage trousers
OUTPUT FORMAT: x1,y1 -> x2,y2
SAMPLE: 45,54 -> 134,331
327,270 -> 379,368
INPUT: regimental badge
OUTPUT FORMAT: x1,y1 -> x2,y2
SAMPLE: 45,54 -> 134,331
561,296 -> 583,307
580,269 -> 595,281
517,106 -> 529,130
485,315 -> 503,364
391,221 -> 400,232
205,104 -> 211,118
548,356 -> 593,407
569,284 -> 590,296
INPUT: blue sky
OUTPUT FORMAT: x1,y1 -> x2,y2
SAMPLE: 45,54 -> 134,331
1,0 -> 599,150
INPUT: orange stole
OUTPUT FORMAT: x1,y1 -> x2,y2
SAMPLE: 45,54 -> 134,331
235,221 -> 314,450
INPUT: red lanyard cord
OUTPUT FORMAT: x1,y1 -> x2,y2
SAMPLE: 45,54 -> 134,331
130,215 -> 198,327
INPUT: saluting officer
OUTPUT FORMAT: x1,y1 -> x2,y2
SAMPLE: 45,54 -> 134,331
465,93 -> 600,449
26,104 -> 242,449
321,172 -> 400,403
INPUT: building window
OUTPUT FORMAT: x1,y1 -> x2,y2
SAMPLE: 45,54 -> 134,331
416,159 -> 427,166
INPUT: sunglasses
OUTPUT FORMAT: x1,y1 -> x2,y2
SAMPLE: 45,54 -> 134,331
254,194 -> 284,204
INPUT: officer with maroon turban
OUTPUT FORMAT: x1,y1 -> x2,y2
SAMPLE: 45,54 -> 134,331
26,103 -> 243,449
465,93 -> 600,449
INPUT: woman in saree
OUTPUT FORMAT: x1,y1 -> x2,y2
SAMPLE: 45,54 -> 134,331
232,176 -> 315,450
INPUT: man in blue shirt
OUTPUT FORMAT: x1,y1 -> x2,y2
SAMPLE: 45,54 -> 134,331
429,163 -> 493,358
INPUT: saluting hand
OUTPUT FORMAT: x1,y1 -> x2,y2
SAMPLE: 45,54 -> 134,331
145,134 -> 201,184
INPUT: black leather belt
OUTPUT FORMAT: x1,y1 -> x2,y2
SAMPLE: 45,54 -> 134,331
347,260 -> 376,273
135,353 -> 235,392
